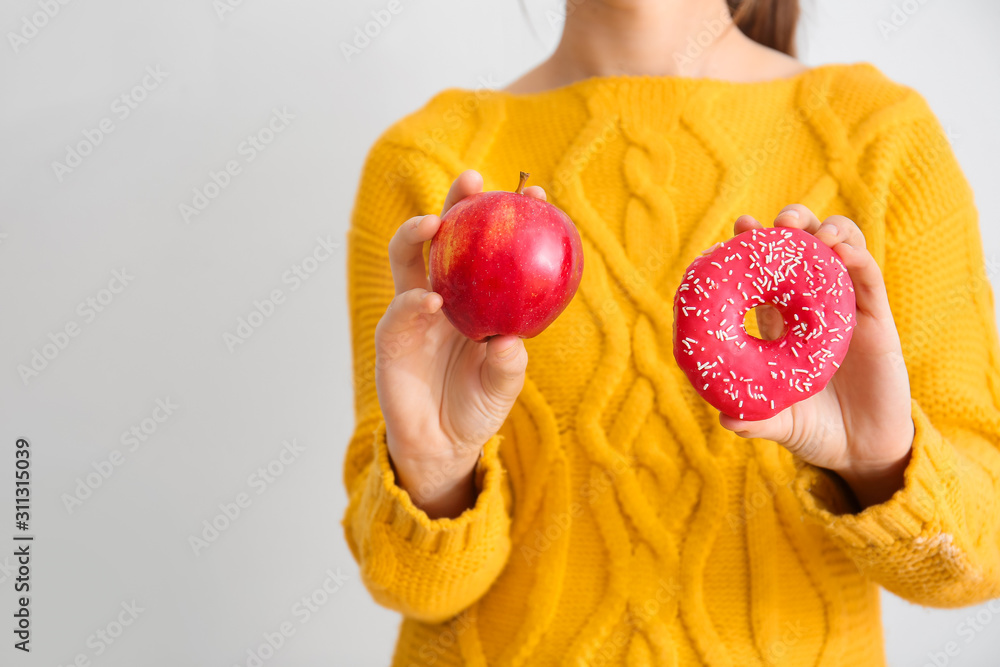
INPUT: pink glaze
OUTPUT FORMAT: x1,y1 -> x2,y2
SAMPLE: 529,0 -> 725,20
673,226 -> 856,420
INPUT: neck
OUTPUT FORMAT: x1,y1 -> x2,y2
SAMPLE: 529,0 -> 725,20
526,0 -> 802,90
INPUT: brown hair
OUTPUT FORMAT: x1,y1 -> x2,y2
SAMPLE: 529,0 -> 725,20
728,0 -> 801,57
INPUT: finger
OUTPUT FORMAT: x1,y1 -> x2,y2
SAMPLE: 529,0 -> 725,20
832,242 -> 893,320
388,214 -> 442,295
376,287 -> 442,340
814,214 -> 867,250
522,185 -> 546,201
481,334 -> 528,403
754,304 -> 785,341
773,204 -> 822,232
719,410 -> 791,443
441,169 -> 484,217
734,214 -> 764,236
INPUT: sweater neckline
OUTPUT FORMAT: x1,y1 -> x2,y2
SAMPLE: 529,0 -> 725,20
462,61 -> 873,101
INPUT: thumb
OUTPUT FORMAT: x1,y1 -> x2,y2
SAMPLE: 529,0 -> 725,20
719,410 -> 790,443
482,334 -> 528,402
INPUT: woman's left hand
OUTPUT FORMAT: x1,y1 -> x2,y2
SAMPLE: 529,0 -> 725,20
718,204 -> 915,508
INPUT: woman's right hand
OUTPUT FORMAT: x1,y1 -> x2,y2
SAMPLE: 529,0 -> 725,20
374,170 -> 538,519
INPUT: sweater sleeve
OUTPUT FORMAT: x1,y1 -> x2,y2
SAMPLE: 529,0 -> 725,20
341,136 -> 513,624
792,93 -> 1000,607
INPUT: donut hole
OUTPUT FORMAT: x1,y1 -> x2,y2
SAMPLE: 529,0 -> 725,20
743,304 -> 786,341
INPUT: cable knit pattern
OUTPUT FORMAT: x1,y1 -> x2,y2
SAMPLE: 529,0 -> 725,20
341,62 -> 1000,666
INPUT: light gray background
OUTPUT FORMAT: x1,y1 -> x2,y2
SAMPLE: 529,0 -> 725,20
1,1 -> 998,666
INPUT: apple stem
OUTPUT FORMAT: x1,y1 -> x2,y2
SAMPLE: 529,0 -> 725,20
515,171 -> 530,195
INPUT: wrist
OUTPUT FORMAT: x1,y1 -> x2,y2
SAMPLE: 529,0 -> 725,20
834,421 -> 915,509
387,449 -> 481,520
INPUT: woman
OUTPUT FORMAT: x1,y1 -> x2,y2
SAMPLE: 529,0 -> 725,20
342,1 -> 1000,664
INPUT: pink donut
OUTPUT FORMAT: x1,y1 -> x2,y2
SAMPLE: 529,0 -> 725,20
672,226 -> 856,421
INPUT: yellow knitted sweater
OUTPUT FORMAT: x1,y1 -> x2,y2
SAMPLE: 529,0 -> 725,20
342,62 -> 1000,666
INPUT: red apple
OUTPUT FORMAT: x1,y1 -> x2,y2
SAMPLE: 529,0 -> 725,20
428,172 -> 584,342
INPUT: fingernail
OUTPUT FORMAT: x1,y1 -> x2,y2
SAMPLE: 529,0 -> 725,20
700,241 -> 722,255
817,223 -> 837,237
412,216 -> 425,229
779,209 -> 799,220
420,291 -> 432,300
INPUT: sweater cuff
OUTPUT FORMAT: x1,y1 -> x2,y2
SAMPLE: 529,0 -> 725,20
792,399 -> 958,554
356,419 -> 510,589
